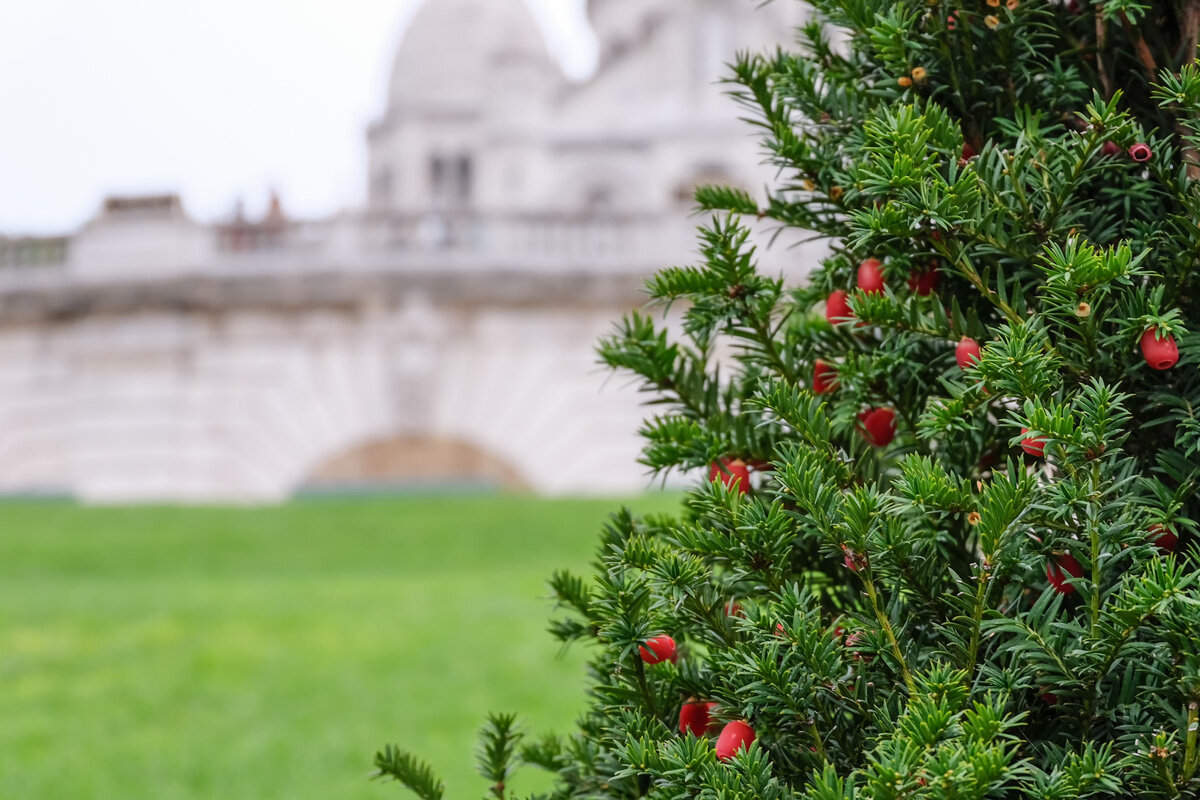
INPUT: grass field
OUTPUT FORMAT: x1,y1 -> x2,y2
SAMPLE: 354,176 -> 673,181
0,493 -> 681,800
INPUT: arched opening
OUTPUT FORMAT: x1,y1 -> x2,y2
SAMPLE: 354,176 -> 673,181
300,435 -> 527,494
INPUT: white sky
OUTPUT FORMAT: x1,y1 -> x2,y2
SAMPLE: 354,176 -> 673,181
0,0 -> 596,235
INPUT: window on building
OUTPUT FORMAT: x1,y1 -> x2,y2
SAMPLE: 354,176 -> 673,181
455,155 -> 473,205
430,156 -> 449,209
430,153 -> 473,210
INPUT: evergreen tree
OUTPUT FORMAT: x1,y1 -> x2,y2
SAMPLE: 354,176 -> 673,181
376,0 -> 1200,797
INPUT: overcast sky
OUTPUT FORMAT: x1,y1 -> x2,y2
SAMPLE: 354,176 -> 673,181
0,0 -> 596,235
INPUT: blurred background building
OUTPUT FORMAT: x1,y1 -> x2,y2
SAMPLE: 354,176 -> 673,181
0,0 -> 817,502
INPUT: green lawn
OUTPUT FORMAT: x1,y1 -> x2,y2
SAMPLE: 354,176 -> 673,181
0,493 -> 680,800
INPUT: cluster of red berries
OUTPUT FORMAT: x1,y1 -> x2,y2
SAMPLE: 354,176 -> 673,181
1099,140 -> 1153,162
680,706 -> 755,761
824,257 -> 941,327
819,257 -> 952,449
820,269 -> 1179,465
641,635 -> 757,761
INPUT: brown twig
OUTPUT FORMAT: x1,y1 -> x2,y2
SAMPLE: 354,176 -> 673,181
1095,11 -> 1113,98
1118,11 -> 1158,78
1183,0 -> 1200,67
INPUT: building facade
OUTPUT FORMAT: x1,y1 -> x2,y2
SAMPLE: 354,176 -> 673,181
0,0 -> 819,501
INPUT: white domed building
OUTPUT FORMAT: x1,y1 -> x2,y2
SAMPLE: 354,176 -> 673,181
366,0 -> 806,250
0,0 -> 820,502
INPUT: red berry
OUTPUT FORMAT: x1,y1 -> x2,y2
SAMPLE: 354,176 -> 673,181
715,720 -> 756,761
1140,329 -> 1179,370
844,632 -> 871,662
1100,141 -> 1122,158
639,635 -> 677,664
1046,552 -> 1084,595
857,258 -> 886,294
961,142 -> 977,160
1149,524 -> 1179,554
813,359 -> 838,394
1040,690 -> 1059,705
1128,143 -> 1152,162
947,12 -> 957,29
724,600 -> 745,618
825,289 -> 855,324
858,407 -> 897,447
907,267 -> 940,296
679,701 -> 718,737
709,458 -> 750,494
843,552 -> 859,572
955,337 -> 982,370
1020,428 -> 1047,458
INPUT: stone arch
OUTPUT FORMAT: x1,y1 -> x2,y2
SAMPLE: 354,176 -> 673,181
300,434 -> 529,493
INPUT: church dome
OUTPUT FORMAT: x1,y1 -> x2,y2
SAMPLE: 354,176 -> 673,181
387,0 -> 555,113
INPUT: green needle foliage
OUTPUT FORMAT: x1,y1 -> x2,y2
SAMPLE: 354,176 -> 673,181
376,1 -> 1200,798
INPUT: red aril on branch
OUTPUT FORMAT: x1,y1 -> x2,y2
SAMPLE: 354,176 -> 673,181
1140,329 -> 1179,370
1020,428 -> 1047,458
857,258 -> 885,294
956,337 -> 982,370
907,266 -> 940,296
1046,552 -> 1084,595
961,142 -> 977,160
709,458 -> 750,494
858,407 -> 897,447
1149,524 -> 1179,554
1128,143 -> 1152,162
844,631 -> 872,662
842,548 -> 862,572
825,289 -> 855,324
813,359 -> 838,394
715,721 -> 756,761
1100,141 -> 1122,158
679,701 -> 718,737
639,635 -> 677,664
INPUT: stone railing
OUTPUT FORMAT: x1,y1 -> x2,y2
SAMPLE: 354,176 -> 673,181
0,208 -> 702,284
357,210 -> 694,272
0,237 -> 69,268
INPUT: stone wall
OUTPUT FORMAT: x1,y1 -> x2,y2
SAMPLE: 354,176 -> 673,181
0,270 -> 652,501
